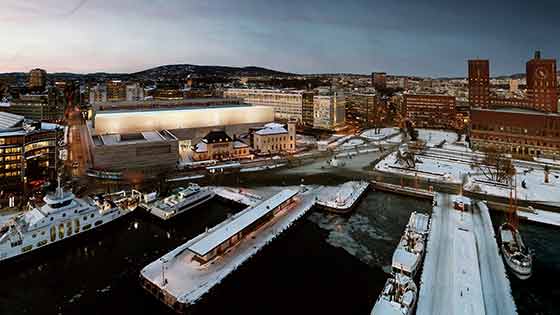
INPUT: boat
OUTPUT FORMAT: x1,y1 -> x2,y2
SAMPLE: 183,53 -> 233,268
406,212 -> 430,236
391,212 -> 429,278
142,184 -> 215,220
391,228 -> 426,278
499,222 -> 532,280
499,175 -> 533,280
0,179 -> 139,262
371,274 -> 417,315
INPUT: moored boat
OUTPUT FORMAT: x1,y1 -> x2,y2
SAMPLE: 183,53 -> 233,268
142,183 -> 215,220
499,222 -> 532,280
371,274 -> 417,315
0,180 -> 139,262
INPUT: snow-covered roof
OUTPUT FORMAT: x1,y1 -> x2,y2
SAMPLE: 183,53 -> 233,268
194,141 -> 208,153
392,248 -> 419,273
255,123 -> 288,136
233,140 -> 248,148
188,189 -> 298,257
0,102 -> 10,108
501,229 -> 514,243
0,112 -> 24,130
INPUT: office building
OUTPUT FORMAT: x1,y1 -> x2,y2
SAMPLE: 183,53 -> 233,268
404,94 -> 457,128
106,80 -> 126,102
224,88 -> 305,122
89,84 -> 107,104
372,72 -> 387,89
2,89 -> 65,121
313,92 -> 346,130
28,69 -> 47,91
0,112 -> 61,191
126,83 -> 145,101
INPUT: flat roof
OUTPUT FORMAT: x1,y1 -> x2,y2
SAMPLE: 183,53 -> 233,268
99,131 -> 166,145
188,189 -> 298,257
0,112 -> 24,130
472,107 -> 560,117
96,103 -> 253,115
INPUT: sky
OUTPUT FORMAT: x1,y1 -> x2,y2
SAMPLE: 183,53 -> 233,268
1,0 -> 559,77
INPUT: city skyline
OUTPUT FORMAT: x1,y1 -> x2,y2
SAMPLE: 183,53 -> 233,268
2,0 -> 560,77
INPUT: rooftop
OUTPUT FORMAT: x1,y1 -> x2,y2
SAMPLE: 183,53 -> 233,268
187,189 -> 298,257
0,112 -> 24,130
96,103 -> 254,115
472,107 -> 560,117
97,131 -> 166,146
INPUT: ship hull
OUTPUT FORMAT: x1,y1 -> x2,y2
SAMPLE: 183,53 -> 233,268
0,208 -> 133,264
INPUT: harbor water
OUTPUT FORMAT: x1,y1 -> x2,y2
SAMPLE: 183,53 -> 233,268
0,165 -> 558,315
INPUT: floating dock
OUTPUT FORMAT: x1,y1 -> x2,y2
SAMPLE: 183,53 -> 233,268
370,180 -> 435,200
140,187 -> 316,312
417,193 -> 517,315
315,181 -> 369,214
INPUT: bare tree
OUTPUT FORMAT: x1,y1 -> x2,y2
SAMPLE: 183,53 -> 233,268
473,146 -> 515,184
395,149 -> 418,169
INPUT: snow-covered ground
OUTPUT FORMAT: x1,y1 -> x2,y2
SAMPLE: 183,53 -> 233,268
375,151 -> 471,184
212,186 -> 264,207
341,138 -> 365,148
361,128 -> 400,140
140,186 -> 317,308
417,193 -> 516,315
465,167 -> 560,203
517,209 -> 560,227
417,129 -> 458,147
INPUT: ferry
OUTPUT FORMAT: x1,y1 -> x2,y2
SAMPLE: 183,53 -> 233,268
142,184 -> 215,220
499,222 -> 532,280
0,180 -> 139,262
371,274 -> 417,315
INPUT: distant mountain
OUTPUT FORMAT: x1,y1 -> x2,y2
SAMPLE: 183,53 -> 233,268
130,64 -> 293,79
0,64 -> 294,82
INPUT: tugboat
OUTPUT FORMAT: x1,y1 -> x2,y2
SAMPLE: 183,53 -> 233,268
0,178 -> 139,262
499,175 -> 533,280
142,183 -> 215,220
371,274 -> 417,315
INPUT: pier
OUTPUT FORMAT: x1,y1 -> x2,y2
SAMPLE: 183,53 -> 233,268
417,193 -> 517,315
140,187 -> 316,312
315,181 -> 369,213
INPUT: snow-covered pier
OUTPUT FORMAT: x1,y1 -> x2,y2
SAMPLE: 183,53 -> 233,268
212,187 -> 263,207
417,193 -> 517,315
315,181 -> 369,214
140,187 -> 316,312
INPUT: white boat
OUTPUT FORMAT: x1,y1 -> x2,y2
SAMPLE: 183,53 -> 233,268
371,274 -> 417,315
406,212 -> 430,236
143,184 -> 215,220
0,181 -> 138,262
391,229 -> 426,278
391,213 -> 429,278
499,223 -> 532,280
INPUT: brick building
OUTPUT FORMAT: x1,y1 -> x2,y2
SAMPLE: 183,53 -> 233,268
403,94 -> 457,128
470,108 -> 560,158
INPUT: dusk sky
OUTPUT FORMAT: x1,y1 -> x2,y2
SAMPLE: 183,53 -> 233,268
2,0 -> 559,77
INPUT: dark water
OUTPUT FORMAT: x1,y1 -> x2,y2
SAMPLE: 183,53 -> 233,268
0,188 -> 557,315
491,212 -> 560,315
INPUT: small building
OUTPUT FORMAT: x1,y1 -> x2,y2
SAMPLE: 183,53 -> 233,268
191,130 -> 250,161
252,121 -> 296,154
187,189 -> 298,264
